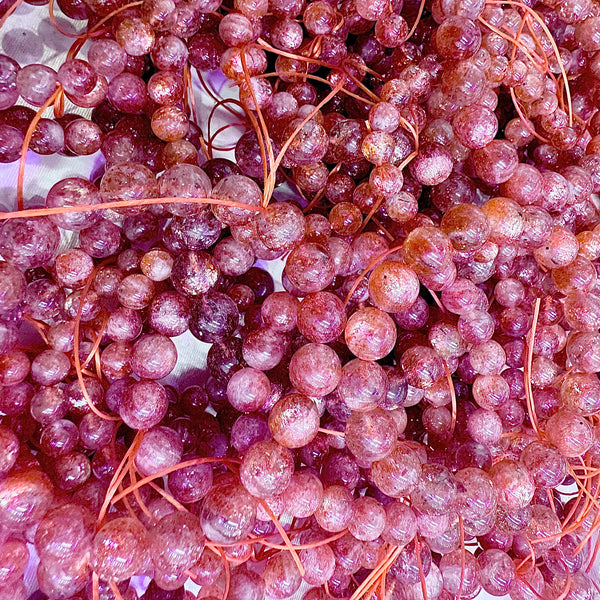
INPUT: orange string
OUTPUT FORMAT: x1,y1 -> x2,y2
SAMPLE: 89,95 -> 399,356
81,312 -> 109,370
318,427 -> 345,437
486,0 -> 572,125
72,270 -> 120,423
344,245 -> 402,306
0,195 -> 263,221
350,544 -> 403,600
92,572 -> 99,600
48,0 -> 84,38
407,0 -> 427,39
97,432 -> 144,526
108,581 -> 125,600
415,537 -> 428,600
111,457 -> 242,503
257,498 -> 305,577
457,517 -> 466,600
263,78 -> 346,206
16,88 -> 62,211
240,50 -> 274,199
525,297 -> 541,437
66,1 -> 143,59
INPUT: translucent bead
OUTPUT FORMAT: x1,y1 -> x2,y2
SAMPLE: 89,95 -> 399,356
337,358 -> 388,411
285,242 -> 335,294
467,408 -> 503,446
489,459 -> 535,510
382,502 -> 418,546
371,442 -> 422,498
534,225 -> 579,269
258,293 -> 297,334
256,202 -> 306,250
296,291 -> 346,343
39,419 -> 79,457
242,328 -> 286,371
269,393 -> 320,448
200,483 -> 256,544
299,542 -> 335,586
0,351 -> 30,386
440,203 -> 490,251
35,503 -> 92,565
348,497 -> 386,541
134,426 -> 183,477
92,518 -> 149,582
151,105 -> 189,142
87,39 -> 127,78
0,55 -> 18,111
388,538 -> 432,585
452,103 -> 497,148
401,346 -> 445,390
263,552 -> 302,599
240,440 -> 294,498
345,307 -> 396,361
171,250 -> 219,297
115,16 -> 155,56
227,568 -> 265,600
0,217 -> 60,270
409,143 -> 453,186
289,343 -> 341,398
455,467 -> 497,521
106,73 -> 147,114
411,463 -> 458,516
481,197 -> 523,245
0,124 -> 23,163
436,16 -> 481,59
314,485 -> 355,532
30,386 -> 67,425
227,368 -> 271,412
478,549 -> 515,596
546,410 -> 593,457
168,461 -> 213,504
120,379 -> 168,429
368,262 -> 420,313
560,372 -> 600,417
473,140 -> 518,185
149,512 -> 204,576
0,470 -> 53,530
79,219 -> 122,258
212,174 -> 262,226
282,470 -> 323,518
345,409 -> 397,462
16,64 -> 57,107
58,59 -> 97,97
0,539 -> 28,587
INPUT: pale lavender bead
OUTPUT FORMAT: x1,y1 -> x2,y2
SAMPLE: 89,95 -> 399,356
16,65 -> 57,107
0,55 -> 19,110
107,73 -> 148,114
57,59 -> 97,97
0,263 -> 25,315
120,379 -> 169,429
30,119 -> 64,155
46,177 -> 102,231
130,334 -> 177,380
87,39 -> 127,78
150,35 -> 189,71
134,426 -> 183,477
31,350 -> 70,386
0,217 -> 60,270
0,125 -> 23,163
